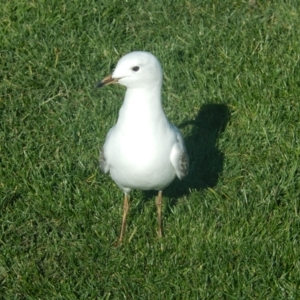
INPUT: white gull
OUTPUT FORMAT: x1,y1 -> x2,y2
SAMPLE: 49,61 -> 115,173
96,51 -> 189,244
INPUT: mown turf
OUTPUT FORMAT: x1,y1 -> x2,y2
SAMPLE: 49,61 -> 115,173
1,0 -> 300,299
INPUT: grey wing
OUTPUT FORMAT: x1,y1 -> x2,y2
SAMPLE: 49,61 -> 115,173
99,127 -> 114,174
170,126 -> 189,180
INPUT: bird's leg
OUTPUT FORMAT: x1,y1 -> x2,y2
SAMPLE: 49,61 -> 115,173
156,190 -> 163,238
119,193 -> 130,244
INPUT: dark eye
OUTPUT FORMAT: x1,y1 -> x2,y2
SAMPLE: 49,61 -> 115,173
132,66 -> 140,72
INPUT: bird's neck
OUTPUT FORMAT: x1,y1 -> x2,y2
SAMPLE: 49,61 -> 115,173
123,86 -> 164,114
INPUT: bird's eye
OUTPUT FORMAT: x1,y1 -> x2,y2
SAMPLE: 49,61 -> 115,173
132,66 -> 140,72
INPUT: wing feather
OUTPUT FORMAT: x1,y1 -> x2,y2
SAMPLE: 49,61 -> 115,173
170,126 -> 189,180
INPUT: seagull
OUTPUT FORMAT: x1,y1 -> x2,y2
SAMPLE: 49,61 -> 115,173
96,51 -> 189,244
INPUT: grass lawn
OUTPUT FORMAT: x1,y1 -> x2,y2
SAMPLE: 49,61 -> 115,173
1,0 -> 300,298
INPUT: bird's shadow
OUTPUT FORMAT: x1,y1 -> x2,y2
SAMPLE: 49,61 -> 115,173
142,103 -> 231,211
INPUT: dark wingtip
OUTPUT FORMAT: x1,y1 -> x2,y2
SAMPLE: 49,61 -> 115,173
95,81 -> 104,88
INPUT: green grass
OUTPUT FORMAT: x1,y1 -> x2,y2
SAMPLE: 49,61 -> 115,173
1,0 -> 300,298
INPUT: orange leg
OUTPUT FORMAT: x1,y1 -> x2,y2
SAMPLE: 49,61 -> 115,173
118,193 -> 130,244
156,190 -> 163,238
